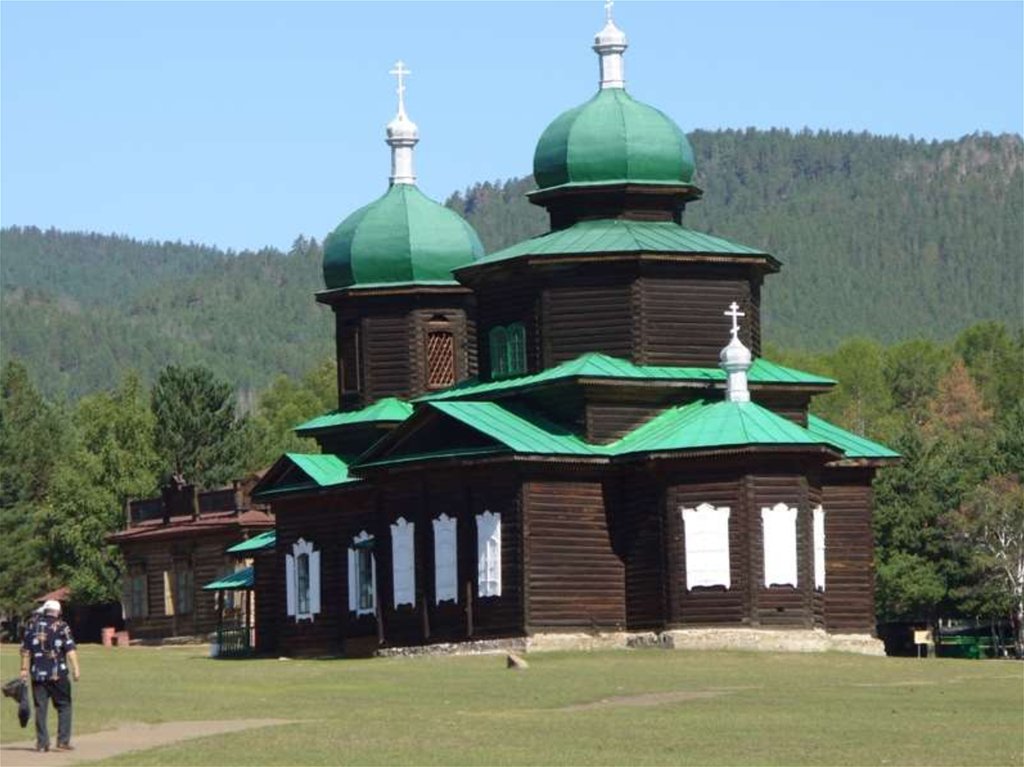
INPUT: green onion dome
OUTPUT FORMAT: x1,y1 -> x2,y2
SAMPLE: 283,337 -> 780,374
323,184 -> 484,289
532,88 -> 695,193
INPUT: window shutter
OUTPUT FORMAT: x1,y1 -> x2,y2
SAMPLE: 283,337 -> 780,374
347,548 -> 358,613
507,324 -> 526,375
391,518 -> 416,607
370,553 -> 378,612
761,503 -> 799,587
489,327 -> 508,379
309,549 -> 321,615
162,570 -> 175,616
433,514 -> 458,604
285,554 -> 296,617
476,511 -> 502,597
681,504 -> 731,590
121,575 -> 132,619
813,505 -> 826,591
140,574 -> 149,618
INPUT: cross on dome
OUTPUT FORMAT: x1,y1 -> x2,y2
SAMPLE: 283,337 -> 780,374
390,60 -> 411,117
593,0 -> 628,89
385,59 -> 419,185
724,301 -> 746,339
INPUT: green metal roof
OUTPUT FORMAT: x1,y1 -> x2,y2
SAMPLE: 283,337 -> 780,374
418,352 -> 833,403
295,397 -> 414,434
285,453 -> 352,486
226,530 -> 276,554
611,400 -> 828,455
202,566 -> 254,591
470,219 -> 770,267
533,88 -> 695,192
323,184 -> 484,289
806,415 -> 901,459
428,401 -> 597,456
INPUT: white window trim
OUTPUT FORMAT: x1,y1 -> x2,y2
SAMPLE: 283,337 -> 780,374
761,503 -> 799,588
476,511 -> 502,598
813,505 -> 826,592
433,513 -> 458,605
391,517 -> 416,608
681,503 -> 731,590
287,538 -> 320,622
348,531 -> 377,616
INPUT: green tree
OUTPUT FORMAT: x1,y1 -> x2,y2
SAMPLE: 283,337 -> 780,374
947,475 -> 1024,655
0,362 -> 68,618
43,374 -> 161,604
151,365 -> 250,489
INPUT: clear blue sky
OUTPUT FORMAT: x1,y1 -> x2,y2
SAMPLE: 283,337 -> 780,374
2,1 -> 1022,252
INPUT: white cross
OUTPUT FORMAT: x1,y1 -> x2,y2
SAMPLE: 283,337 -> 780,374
724,301 -> 745,338
389,60 -> 411,114
605,0 -> 614,23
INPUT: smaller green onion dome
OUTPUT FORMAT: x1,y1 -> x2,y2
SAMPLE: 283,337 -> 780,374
533,88 -> 695,192
323,184 -> 484,289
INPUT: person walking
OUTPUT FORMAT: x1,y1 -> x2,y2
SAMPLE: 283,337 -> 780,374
19,599 -> 80,752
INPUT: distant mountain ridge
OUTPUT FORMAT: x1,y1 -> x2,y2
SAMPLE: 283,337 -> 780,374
2,129 -> 1021,400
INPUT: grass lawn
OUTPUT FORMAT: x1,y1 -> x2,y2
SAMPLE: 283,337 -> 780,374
1,643 -> 1021,765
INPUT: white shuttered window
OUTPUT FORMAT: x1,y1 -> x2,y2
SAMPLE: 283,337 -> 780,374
761,503 -> 799,587
476,511 -> 502,597
286,538 -> 320,621
347,531 -> 376,616
681,503 -> 731,590
813,505 -> 826,591
433,514 -> 458,604
391,518 -> 416,608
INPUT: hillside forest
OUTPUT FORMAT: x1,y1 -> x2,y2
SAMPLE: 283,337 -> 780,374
0,128 -> 1021,645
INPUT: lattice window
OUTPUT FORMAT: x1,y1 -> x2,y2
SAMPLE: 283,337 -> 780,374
426,331 -> 455,389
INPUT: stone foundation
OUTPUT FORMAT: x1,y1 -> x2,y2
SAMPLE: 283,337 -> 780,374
374,629 -> 884,658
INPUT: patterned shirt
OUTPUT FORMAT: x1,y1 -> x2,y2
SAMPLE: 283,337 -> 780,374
21,616 -> 76,682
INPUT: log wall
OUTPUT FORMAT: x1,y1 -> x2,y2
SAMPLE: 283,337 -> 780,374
522,478 -> 625,631
822,468 -> 878,633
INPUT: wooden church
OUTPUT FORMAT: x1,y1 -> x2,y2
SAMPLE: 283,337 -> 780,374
250,10 -> 898,657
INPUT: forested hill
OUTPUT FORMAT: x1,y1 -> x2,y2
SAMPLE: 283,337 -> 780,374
3,130 -> 1021,400
447,130 -> 1023,350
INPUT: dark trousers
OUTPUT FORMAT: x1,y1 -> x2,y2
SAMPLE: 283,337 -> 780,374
31,677 -> 72,748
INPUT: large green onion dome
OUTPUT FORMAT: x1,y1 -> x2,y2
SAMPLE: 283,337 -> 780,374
322,62 -> 484,290
323,183 -> 484,289
533,88 -> 695,193
532,12 -> 696,194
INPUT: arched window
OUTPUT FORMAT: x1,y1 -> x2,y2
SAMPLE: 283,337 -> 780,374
391,518 -> 416,607
488,324 -> 526,379
433,513 -> 458,604
476,511 -> 502,597
489,327 -> 509,379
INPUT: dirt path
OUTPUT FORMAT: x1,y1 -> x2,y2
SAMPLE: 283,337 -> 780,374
0,719 -> 292,766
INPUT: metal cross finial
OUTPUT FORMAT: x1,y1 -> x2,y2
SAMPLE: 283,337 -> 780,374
604,0 -> 614,23
390,60 -> 411,115
725,302 -> 746,338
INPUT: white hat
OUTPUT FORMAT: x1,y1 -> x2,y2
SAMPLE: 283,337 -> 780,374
42,599 -> 61,615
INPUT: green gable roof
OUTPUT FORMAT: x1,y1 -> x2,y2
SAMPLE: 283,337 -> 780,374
611,400 -> 829,455
533,89 -> 695,192
469,219 -> 770,268
226,530 -> 276,554
806,415 -> 901,460
202,566 -> 254,591
323,184 -> 484,289
418,352 -> 833,403
295,397 -> 414,434
252,452 -> 356,499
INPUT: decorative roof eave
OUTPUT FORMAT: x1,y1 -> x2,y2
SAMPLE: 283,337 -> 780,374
527,180 -> 704,205
611,443 -> 844,465
456,250 -> 782,283
315,280 -> 470,305
250,452 -> 357,501
355,449 -> 611,476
